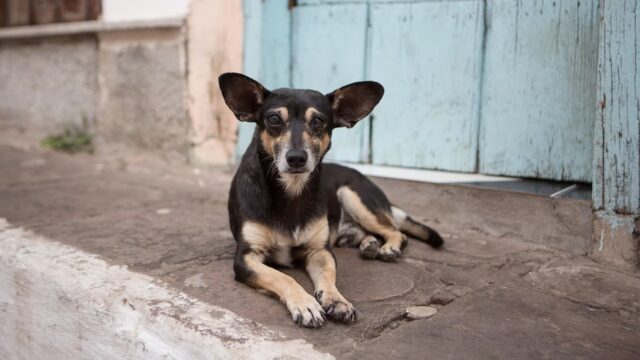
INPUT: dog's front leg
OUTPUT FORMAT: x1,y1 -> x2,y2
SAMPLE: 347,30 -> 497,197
239,252 -> 326,328
305,249 -> 358,323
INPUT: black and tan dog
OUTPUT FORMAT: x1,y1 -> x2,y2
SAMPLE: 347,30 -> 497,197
219,73 -> 443,328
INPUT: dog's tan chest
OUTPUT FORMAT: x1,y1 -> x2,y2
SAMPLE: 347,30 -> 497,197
241,217 -> 330,265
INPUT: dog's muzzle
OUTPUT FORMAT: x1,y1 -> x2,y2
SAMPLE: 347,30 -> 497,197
285,149 -> 308,173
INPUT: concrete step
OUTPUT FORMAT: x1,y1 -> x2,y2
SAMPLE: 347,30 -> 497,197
0,143 -> 638,359
0,218 -> 330,359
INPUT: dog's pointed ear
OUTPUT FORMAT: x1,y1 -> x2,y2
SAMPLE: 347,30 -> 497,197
326,81 -> 384,128
219,73 -> 270,122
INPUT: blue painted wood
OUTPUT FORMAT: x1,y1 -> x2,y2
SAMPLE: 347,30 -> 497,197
236,0 -> 291,158
291,3 -> 369,163
368,1 -> 484,171
298,0 -> 440,4
236,0 -> 264,158
593,0 -> 640,213
479,0 -> 599,182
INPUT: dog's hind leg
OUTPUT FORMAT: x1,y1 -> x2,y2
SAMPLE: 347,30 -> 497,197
337,186 -> 407,261
334,210 -> 368,248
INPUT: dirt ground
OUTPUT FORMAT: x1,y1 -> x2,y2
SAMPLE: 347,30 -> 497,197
0,138 -> 638,359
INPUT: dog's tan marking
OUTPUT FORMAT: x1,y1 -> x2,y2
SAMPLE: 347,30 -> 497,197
241,221 -> 273,254
305,250 -> 337,293
306,249 -> 356,322
337,186 -> 404,257
271,106 -> 289,122
304,107 -> 320,122
319,133 -> 331,154
243,219 -> 329,264
261,127 -> 292,158
243,252 -> 325,326
296,216 -> 330,248
259,130 -> 274,156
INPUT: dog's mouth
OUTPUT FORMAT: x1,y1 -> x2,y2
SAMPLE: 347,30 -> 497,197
282,168 -> 308,174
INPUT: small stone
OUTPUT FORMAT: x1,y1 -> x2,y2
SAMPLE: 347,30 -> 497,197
184,273 -> 207,289
406,306 -> 438,320
449,285 -> 472,297
430,290 -> 455,305
156,208 -> 172,215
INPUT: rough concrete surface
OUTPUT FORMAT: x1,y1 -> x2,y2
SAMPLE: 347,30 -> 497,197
98,28 -> 190,163
0,36 -> 98,133
0,141 -> 638,359
0,219 -> 330,360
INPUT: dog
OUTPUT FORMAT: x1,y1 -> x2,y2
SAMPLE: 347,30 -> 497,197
219,73 -> 443,328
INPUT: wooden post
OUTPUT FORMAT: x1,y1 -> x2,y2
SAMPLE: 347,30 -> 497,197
57,0 -> 87,22
31,0 -> 57,24
5,0 -> 30,26
592,0 -> 640,271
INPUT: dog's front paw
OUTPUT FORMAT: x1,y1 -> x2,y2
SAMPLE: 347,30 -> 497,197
315,290 -> 358,324
286,292 -> 326,328
377,242 -> 402,262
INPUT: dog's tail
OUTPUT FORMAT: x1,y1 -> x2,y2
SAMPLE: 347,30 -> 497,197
391,206 -> 444,249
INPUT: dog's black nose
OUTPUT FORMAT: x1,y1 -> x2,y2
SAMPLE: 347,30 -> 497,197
286,150 -> 308,169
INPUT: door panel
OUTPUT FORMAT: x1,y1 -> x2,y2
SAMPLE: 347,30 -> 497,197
291,4 -> 369,163
369,1 -> 484,171
479,0 -> 598,181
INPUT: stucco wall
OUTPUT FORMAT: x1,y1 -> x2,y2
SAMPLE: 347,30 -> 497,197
0,36 -> 98,134
97,28 -> 190,162
187,0 -> 243,166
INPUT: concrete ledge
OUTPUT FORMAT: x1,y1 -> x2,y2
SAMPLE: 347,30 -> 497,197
0,18 -> 184,40
0,218 -> 331,359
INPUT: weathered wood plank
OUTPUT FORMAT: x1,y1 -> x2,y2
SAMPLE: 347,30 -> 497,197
369,1 -> 484,171
31,0 -> 57,24
298,0 -> 479,5
291,3 -> 369,162
480,0 -> 599,182
58,0 -> 88,22
591,0 -> 640,272
593,0 -> 640,214
5,0 -> 30,26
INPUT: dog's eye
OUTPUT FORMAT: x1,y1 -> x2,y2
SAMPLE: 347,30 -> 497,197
265,115 -> 283,127
311,116 -> 324,128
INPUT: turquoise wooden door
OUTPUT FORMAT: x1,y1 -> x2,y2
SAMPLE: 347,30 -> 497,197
239,0 -> 598,182
479,0 -> 598,181
369,1 -> 484,172
291,3 -> 369,163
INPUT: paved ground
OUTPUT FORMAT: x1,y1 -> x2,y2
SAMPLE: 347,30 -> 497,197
0,138 -> 639,359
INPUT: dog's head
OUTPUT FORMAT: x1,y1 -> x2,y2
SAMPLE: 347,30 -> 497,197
219,73 -> 383,195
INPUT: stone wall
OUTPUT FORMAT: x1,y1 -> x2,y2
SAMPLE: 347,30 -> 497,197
0,35 -> 98,135
98,27 -> 190,162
